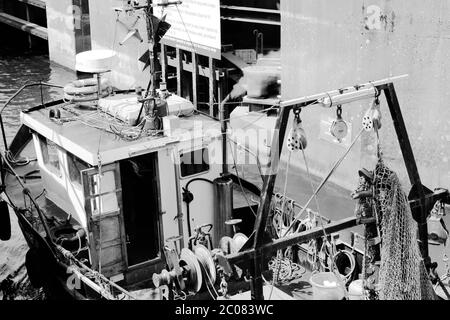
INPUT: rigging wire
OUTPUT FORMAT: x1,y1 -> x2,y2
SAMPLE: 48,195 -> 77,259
228,139 -> 257,217
228,138 -> 263,180
283,127 -> 365,236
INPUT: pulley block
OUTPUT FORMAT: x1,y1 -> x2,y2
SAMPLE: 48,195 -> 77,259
362,98 -> 382,132
330,105 -> 348,143
287,110 -> 307,151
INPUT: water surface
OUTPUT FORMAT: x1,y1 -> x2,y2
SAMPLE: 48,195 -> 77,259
0,47 -> 76,299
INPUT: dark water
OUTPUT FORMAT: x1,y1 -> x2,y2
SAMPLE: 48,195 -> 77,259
0,46 -> 76,299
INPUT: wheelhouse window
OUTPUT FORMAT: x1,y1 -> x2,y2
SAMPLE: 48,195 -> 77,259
180,147 -> 210,178
38,135 -> 61,177
67,152 -> 90,185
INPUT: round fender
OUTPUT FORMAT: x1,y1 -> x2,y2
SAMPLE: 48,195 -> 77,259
52,224 -> 87,252
64,91 -> 109,103
72,77 -> 109,88
63,82 -> 110,95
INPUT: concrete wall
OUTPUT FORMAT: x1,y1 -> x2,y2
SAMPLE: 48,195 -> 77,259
88,0 -> 150,89
46,0 -> 78,69
281,0 -> 450,191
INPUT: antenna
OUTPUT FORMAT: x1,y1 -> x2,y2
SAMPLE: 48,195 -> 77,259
114,0 -> 180,127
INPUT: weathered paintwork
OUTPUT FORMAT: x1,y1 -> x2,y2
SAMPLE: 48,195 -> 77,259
45,0 -> 79,69
281,0 -> 450,191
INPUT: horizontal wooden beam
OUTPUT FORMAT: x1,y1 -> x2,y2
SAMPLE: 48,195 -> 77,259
0,12 -> 47,40
167,55 -> 224,80
15,0 -> 46,9
224,216 -> 357,267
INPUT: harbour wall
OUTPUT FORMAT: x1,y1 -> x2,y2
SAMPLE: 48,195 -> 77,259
281,0 -> 450,192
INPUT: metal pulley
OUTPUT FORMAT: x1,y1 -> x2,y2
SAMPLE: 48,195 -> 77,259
218,233 -> 249,254
428,201 -> 448,245
287,109 -> 307,151
231,233 -> 249,253
194,244 -> 217,287
152,248 -> 203,293
218,236 -> 234,255
330,105 -> 348,143
179,248 -> 203,293
362,98 -> 382,132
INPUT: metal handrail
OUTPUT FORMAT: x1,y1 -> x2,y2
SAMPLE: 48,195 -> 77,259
0,81 -> 63,151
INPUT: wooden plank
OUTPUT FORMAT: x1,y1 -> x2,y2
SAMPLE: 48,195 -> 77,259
0,12 -> 47,40
192,52 -> 198,108
92,210 -> 120,221
253,106 -> 291,248
85,189 -> 122,200
222,51 -> 249,71
208,57 -> 215,117
176,48 -> 182,96
247,105 -> 290,299
97,238 -> 123,250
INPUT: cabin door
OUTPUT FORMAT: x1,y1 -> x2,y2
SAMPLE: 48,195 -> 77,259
119,152 -> 162,266
82,163 -> 128,277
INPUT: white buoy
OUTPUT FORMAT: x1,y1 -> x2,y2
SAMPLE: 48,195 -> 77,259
75,49 -> 116,73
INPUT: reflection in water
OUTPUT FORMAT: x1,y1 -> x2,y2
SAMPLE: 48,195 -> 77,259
0,48 -> 76,299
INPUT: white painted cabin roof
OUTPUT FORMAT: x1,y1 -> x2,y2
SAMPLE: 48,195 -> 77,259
21,103 -> 221,166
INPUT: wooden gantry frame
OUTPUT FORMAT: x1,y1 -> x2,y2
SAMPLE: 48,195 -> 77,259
219,75 -> 450,300
159,44 -> 229,118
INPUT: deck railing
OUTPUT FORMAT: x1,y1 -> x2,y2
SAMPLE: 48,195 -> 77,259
0,81 -> 63,152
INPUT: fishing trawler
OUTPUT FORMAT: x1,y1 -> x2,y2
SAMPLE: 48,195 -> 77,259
0,0 -> 449,300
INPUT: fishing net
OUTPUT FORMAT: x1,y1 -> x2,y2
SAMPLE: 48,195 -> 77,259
374,160 -> 436,300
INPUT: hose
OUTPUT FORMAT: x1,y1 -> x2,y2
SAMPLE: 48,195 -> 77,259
183,178 -> 214,238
